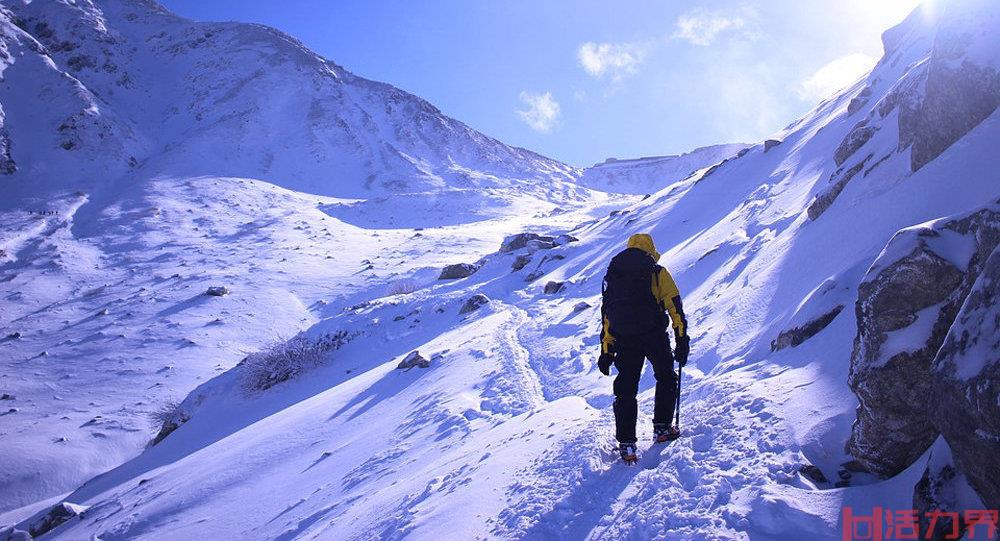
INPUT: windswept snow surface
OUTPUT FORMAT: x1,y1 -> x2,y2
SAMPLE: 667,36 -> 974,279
3,0 -> 1000,539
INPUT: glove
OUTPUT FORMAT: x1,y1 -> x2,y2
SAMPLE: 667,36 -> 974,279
598,353 -> 615,376
674,335 -> 690,367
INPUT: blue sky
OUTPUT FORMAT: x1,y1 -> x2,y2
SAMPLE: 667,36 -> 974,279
159,0 -> 920,167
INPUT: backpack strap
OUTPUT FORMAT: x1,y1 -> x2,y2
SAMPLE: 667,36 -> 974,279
652,265 -> 667,312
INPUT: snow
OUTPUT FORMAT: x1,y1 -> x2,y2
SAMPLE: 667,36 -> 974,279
2,0 -> 1000,539
576,144 -> 751,195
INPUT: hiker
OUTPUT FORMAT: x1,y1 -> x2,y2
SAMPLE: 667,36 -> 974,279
598,233 -> 690,464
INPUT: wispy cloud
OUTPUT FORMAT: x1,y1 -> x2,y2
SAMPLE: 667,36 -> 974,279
516,91 -> 560,132
798,53 -> 876,102
673,7 -> 754,46
577,42 -> 645,80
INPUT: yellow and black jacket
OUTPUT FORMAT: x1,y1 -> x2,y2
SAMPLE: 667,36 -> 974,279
601,234 -> 687,354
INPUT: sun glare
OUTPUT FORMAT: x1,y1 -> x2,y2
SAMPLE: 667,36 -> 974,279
859,0 -> 924,25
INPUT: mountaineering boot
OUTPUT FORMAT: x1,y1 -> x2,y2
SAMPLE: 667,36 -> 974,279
619,442 -> 638,464
654,423 -> 680,443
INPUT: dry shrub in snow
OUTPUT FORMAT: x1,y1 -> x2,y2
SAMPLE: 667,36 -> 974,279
239,331 -> 351,393
149,400 -> 189,446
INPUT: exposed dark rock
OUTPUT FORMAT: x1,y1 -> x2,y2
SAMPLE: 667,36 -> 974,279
511,254 -> 532,271
459,294 -> 490,314
913,439 -> 979,541
770,305 -> 844,351
0,131 -> 15,175
847,206 -> 1000,480
901,59 -> 1000,172
206,286 -> 229,296
798,464 -> 828,484
930,246 -> 1000,511
524,270 -> 543,283
834,124 -> 877,166
27,502 -> 87,537
543,281 -> 564,294
572,301 -> 591,312
396,350 -> 430,369
807,156 -> 871,220
438,263 -> 479,280
763,139 -> 782,152
500,233 -> 555,253
553,234 -> 579,246
847,86 -> 873,116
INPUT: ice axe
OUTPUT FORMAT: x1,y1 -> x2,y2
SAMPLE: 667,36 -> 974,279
674,365 -> 682,432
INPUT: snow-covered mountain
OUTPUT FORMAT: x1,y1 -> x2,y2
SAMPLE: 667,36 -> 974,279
576,143 -> 751,195
3,0 -> 1000,539
0,0 -> 585,205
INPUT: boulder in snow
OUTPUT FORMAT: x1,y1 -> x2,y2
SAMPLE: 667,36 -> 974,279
573,301 -> 591,312
763,139 -> 782,152
396,351 -> 430,370
459,294 -> 490,314
500,233 -> 555,253
770,305 -> 843,351
543,281 -> 565,294
438,263 -> 479,280
511,254 -> 532,271
553,234 -> 579,246
206,286 -> 230,296
27,501 -> 88,538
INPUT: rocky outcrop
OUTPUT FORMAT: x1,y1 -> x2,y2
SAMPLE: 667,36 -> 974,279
25,501 -> 88,537
763,139 -> 782,152
808,155 -> 871,220
511,254 -> 532,271
396,350 -> 430,369
900,39 -> 1000,171
206,285 -> 229,296
439,263 -> 479,280
847,204 -> 1000,502
770,305 -> 843,352
875,1 -> 1000,172
912,439 -> 981,541
543,281 -> 564,294
459,294 -> 490,314
500,233 -> 555,253
834,124 -> 877,167
930,245 -> 1000,511
0,131 -> 15,175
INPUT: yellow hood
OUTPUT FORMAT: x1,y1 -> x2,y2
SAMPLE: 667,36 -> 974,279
627,233 -> 660,261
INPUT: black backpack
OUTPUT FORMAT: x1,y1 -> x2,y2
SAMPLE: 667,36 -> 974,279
602,247 -> 666,337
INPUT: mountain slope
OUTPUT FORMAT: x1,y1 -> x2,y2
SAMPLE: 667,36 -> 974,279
0,0 -> 619,514
4,0 -> 1000,539
576,143 -> 751,195
2,0 -> 582,204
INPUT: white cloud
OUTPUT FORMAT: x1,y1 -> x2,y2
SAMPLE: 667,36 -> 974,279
798,53 -> 877,102
673,7 -> 751,46
516,91 -> 560,133
577,42 -> 645,80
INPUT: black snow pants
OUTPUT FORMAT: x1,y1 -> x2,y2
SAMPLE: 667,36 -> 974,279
612,327 -> 676,444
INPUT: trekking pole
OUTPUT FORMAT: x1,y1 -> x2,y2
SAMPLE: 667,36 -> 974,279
675,365 -> 682,430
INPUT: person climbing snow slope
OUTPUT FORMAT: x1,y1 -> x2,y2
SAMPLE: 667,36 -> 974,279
599,233 -> 690,464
